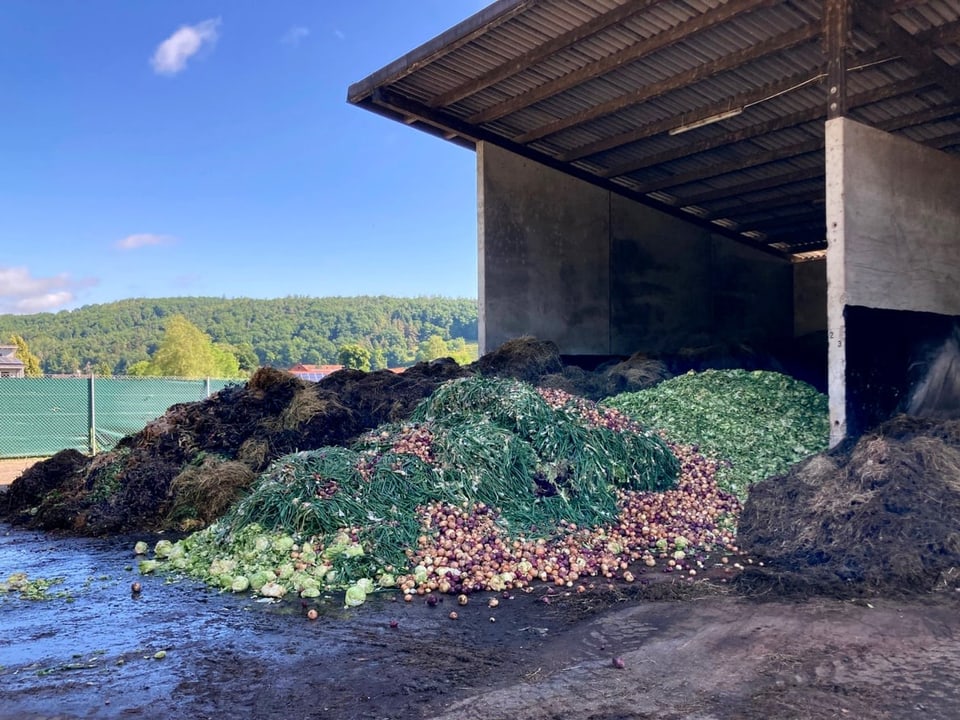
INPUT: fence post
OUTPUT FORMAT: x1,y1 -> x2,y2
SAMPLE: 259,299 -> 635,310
88,374 -> 98,455
205,377 -> 211,398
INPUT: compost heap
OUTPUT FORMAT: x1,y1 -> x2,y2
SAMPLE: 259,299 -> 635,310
133,376 -> 744,601
737,415 -> 960,597
1,338 -> 675,535
29,336 -> 949,602
123,368 -> 826,603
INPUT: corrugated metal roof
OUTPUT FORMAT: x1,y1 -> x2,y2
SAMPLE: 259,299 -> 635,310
349,0 -> 960,254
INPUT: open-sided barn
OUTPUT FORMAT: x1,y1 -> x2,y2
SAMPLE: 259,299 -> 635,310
349,0 -> 960,442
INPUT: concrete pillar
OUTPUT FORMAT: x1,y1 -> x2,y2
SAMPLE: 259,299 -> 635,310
825,118 -> 960,443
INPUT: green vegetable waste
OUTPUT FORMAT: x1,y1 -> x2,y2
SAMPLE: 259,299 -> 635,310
135,376 -> 681,604
602,369 -> 829,498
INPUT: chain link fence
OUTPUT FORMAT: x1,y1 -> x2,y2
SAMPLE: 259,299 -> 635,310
0,376 -> 238,458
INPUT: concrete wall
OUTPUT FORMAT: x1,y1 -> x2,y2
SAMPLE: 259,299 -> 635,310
826,118 -> 960,442
478,142 -> 610,355
478,142 -> 794,356
793,258 -> 827,338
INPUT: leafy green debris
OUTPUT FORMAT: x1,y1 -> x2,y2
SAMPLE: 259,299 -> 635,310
0,572 -> 70,601
140,376 -> 681,599
602,369 -> 829,498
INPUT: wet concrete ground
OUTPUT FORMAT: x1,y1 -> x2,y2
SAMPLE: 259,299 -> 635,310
3,523 -> 960,720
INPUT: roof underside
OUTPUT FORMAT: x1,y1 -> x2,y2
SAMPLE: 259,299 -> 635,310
349,0 -> 960,256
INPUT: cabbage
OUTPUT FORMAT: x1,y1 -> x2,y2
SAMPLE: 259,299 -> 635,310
154,540 -> 175,559
378,573 -> 396,588
413,565 -> 428,584
355,578 -> 374,594
310,563 -> 332,579
138,560 -> 159,574
342,543 -> 364,559
249,571 -> 273,592
300,586 -> 321,598
344,584 -> 366,607
260,581 -> 287,598
134,541 -> 149,555
272,535 -> 295,553
209,558 -> 237,576
231,576 -> 250,593
322,532 -> 352,560
276,563 -> 295,580
254,536 -> 271,554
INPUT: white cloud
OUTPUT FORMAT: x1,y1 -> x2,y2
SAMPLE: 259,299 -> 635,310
115,233 -> 175,250
0,266 -> 97,315
151,19 -> 221,76
281,26 -> 310,46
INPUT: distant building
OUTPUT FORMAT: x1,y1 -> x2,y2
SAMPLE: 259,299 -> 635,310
0,346 -> 25,378
288,363 -> 344,381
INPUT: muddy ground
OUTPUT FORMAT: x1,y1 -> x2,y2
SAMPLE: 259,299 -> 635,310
3,522 -> 958,720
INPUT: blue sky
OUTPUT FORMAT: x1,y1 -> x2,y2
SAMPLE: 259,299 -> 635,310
0,2 -> 489,315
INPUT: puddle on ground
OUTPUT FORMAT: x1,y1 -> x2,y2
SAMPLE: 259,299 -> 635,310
0,523 -> 465,719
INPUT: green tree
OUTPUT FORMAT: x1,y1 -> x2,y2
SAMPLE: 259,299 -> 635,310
338,343 -> 371,372
234,343 -> 260,373
8,334 -> 42,376
370,346 -> 388,371
95,361 -> 113,377
149,316 -> 243,378
416,334 -> 451,363
127,360 -> 158,376
211,343 -> 242,378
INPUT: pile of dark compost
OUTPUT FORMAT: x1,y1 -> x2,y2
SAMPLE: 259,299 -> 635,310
736,415 -> 960,598
1,335 -> 822,538
2,360 -> 469,535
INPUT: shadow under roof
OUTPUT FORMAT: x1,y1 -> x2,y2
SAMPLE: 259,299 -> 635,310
348,0 -> 960,257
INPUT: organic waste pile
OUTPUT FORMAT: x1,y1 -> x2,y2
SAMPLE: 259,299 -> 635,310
737,415 -> 960,597
29,335 -> 950,604
134,376 -> 742,603
1,360 -> 469,534
0,338 -> 679,535
602,369 -> 830,499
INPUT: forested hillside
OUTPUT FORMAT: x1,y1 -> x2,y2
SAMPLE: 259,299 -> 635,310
0,296 -> 478,375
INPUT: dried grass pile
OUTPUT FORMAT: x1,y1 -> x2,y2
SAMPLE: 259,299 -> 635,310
468,336 -> 563,384
539,353 -> 670,401
737,415 -> 960,597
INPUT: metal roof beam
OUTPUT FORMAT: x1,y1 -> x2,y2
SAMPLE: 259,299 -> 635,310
741,208 -> 825,232
875,101 -> 960,132
700,189 -> 824,221
856,0 -> 960,104
429,0 -> 661,108
515,23 -> 820,144
630,138 -> 825,194
468,0 -> 777,125
347,0 -> 536,103
675,166 -> 824,206
561,67 -> 828,162
601,75 -> 929,178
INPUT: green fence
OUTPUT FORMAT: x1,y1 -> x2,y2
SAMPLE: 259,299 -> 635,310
0,377 -> 238,458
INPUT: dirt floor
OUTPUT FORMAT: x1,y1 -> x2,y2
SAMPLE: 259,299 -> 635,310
2,523 -> 959,720
0,458 -> 41,486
